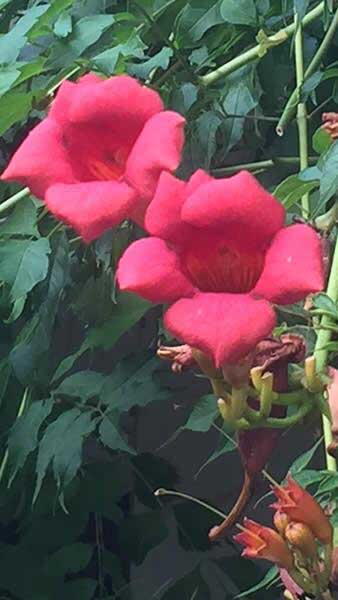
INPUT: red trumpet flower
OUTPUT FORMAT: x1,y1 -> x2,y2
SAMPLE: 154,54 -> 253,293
117,170 -> 323,366
1,74 -> 185,242
234,517 -> 293,569
271,476 -> 333,544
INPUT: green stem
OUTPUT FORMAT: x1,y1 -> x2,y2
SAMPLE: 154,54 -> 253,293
277,7 -> 338,135
314,236 -> 338,471
294,14 -> 310,217
315,233 -> 338,471
154,488 -> 227,520
200,2 -> 325,86
0,187 -> 30,214
212,156 -> 318,176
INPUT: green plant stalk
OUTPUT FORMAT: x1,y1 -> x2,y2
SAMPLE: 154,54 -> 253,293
315,234 -> 338,471
200,2 -> 325,86
0,187 -> 30,214
154,488 -> 227,520
212,156 -> 318,176
294,16 -> 310,217
277,7 -> 338,134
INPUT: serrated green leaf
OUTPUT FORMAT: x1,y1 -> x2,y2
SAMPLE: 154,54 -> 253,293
34,408 -> 98,502
104,356 -> 171,412
0,67 -> 20,97
172,82 -> 198,115
0,91 -> 32,135
92,32 -> 146,74
99,415 -> 135,454
184,395 -> 218,432
0,238 -> 50,301
87,292 -> 152,350
48,14 -> 115,68
273,174 -> 319,209
290,436 -> 323,474
129,47 -> 173,79
10,235 -> 69,382
0,198 -> 39,238
312,292 -> 338,318
319,141 -> 338,204
195,427 -> 236,477
53,12 -> 72,38
54,371 -> 108,402
220,0 -> 257,26
195,111 -> 222,169
176,0 -> 224,45
222,73 -> 258,152
7,399 -> 54,485
29,0 -> 74,39
0,5 -> 49,63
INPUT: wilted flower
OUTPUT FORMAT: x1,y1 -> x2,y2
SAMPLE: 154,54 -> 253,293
271,476 -> 333,544
234,517 -> 294,569
1,74 -> 185,242
117,170 -> 323,366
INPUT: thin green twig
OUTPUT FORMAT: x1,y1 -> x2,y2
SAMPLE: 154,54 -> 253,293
294,14 -> 310,217
277,7 -> 338,134
200,2 -> 325,86
314,234 -> 338,471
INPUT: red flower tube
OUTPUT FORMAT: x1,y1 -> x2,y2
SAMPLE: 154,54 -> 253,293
1,74 -> 185,242
117,169 -> 324,366
271,476 -> 333,544
234,517 -> 294,569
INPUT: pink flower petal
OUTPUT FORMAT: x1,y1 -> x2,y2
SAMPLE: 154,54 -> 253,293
50,75 -> 163,148
165,292 -> 276,366
145,172 -> 192,241
182,171 -> 285,248
1,119 -> 75,197
125,111 -> 185,200
117,237 -> 195,303
45,181 -> 137,242
253,224 -> 324,304
185,169 -> 213,195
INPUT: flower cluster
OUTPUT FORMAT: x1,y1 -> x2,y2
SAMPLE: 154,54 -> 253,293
1,73 -> 324,367
235,477 -> 333,598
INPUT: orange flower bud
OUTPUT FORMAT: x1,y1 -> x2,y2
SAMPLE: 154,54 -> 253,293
271,476 -> 333,544
274,511 -> 290,536
234,517 -> 294,570
285,522 -> 317,559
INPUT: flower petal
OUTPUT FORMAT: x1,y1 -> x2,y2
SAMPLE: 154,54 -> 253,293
1,119 -> 75,197
45,181 -> 137,243
145,172 -> 191,241
253,224 -> 324,305
182,171 -> 285,248
125,111 -> 185,200
117,237 -> 195,303
50,75 -> 163,147
164,292 -> 276,366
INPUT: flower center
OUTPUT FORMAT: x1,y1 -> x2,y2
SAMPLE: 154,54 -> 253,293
181,236 -> 264,293
88,158 -> 123,181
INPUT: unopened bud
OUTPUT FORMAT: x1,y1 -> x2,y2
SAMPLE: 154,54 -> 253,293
285,522 -> 317,559
274,511 -> 290,536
